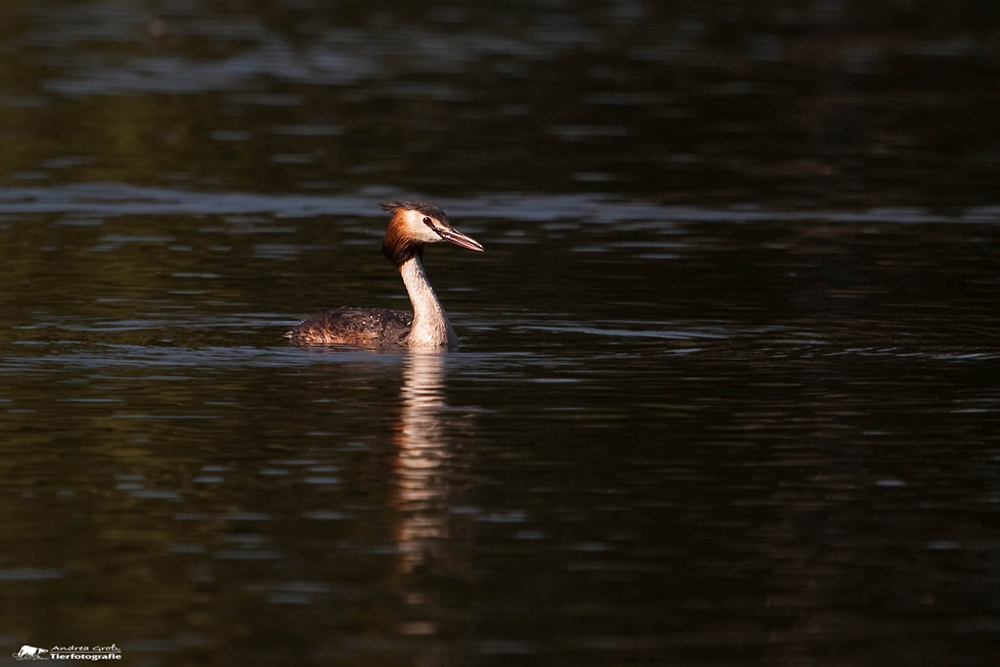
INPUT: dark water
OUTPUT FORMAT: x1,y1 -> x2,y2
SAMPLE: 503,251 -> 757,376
1,1 -> 999,666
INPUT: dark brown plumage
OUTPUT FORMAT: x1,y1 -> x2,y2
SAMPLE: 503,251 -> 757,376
284,306 -> 413,347
378,200 -> 446,219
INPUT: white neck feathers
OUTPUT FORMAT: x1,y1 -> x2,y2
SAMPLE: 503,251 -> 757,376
399,256 -> 458,348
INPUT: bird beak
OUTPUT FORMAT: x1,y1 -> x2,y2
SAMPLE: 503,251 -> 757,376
436,225 -> 484,252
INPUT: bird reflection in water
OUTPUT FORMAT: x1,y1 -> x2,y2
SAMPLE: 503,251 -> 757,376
391,351 -> 453,573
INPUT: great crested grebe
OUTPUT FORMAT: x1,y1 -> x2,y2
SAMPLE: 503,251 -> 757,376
285,200 -> 483,348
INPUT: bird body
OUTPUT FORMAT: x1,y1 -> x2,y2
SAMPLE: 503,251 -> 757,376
285,201 -> 482,348
286,306 -> 413,348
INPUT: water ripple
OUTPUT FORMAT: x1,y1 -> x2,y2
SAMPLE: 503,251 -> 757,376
0,184 -> 998,224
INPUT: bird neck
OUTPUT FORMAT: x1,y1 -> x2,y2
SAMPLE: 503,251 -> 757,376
399,255 -> 457,348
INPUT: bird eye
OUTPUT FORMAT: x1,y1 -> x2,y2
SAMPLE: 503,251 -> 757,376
422,217 -> 434,227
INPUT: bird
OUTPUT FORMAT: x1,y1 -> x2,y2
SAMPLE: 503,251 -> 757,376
285,200 -> 484,348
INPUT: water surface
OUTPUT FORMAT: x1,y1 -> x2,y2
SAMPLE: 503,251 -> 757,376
0,1 -> 999,666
